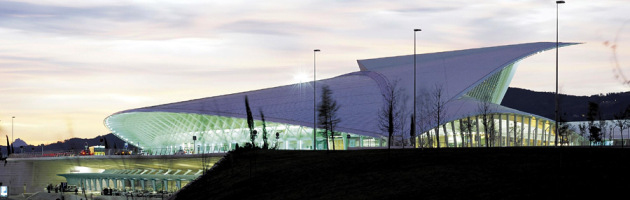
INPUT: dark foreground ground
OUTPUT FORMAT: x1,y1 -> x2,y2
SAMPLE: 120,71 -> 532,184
173,147 -> 630,200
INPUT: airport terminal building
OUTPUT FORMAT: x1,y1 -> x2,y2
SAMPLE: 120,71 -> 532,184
104,42 -> 579,154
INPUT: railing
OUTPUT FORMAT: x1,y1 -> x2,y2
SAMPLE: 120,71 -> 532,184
8,150 -> 75,158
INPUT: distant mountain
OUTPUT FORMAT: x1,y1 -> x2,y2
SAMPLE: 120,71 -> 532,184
501,87 -> 630,121
11,138 -> 28,148
1,133 -> 134,155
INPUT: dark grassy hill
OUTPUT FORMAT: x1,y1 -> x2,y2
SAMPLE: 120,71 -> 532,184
501,87 -> 630,121
173,148 -> 630,200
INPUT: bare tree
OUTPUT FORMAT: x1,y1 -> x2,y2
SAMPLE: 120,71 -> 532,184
409,114 -> 416,148
556,112 -> 573,146
429,84 -> 448,148
477,97 -> 494,147
458,117 -> 474,147
398,96 -> 410,148
587,101 -> 602,146
599,120 -> 609,146
458,119 -> 465,147
318,85 -> 341,151
378,80 -> 406,150
621,105 -> 630,147
415,89 -> 433,149
578,123 -> 588,146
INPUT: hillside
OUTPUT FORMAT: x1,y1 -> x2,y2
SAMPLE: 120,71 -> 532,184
1,133 -> 133,156
173,148 -> 630,200
501,87 -> 630,121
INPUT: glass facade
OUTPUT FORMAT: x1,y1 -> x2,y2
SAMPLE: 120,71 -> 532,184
416,113 -> 571,148
105,112 -> 385,155
463,62 -> 518,104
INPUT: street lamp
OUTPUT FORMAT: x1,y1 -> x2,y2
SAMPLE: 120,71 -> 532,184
192,136 -> 197,154
414,29 -> 421,149
555,0 -> 565,147
313,49 -> 320,150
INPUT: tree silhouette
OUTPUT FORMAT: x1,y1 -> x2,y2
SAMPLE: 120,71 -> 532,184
587,101 -> 602,145
477,95 -> 494,147
378,80 -> 405,150
245,96 -> 256,147
409,114 -> 416,148
430,84 -> 447,148
318,85 -> 341,151
260,109 -> 269,149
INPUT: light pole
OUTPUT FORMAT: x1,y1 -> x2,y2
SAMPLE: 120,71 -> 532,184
555,0 -> 565,147
414,29 -> 421,148
11,116 -> 15,148
313,49 -> 320,150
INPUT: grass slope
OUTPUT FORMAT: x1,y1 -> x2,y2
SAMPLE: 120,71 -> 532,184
174,147 -> 630,199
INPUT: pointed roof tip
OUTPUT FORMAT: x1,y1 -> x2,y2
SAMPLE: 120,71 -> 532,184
356,42 -> 582,71
558,42 -> 583,46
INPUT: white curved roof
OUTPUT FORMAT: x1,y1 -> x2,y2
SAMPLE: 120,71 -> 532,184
105,42 -> 577,148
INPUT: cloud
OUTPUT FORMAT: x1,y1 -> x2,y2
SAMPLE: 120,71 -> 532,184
217,20 -> 323,36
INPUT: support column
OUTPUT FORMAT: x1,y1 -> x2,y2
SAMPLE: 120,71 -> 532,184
359,136 -> 363,147
499,114 -> 503,147
130,179 -> 135,191
458,119 -> 465,147
443,124 -> 449,148
520,116 -> 525,146
106,178 -> 110,188
451,121 -> 458,147
152,179 -> 157,192
540,121 -> 547,146
94,178 -> 98,191
475,115 -> 480,147
163,180 -> 168,192
534,118 -> 539,146
513,115 -> 517,146
122,178 -> 126,192
113,179 -> 118,190
508,115 -> 513,146
176,180 -> 182,191
528,117 -> 532,146
486,114 -> 496,147
548,123 -> 553,146
343,133 -> 348,150
141,179 -> 146,191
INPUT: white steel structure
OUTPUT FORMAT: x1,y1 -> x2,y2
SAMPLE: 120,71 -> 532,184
105,42 -> 578,154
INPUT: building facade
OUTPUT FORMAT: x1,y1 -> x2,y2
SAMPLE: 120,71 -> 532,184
105,42 -> 580,154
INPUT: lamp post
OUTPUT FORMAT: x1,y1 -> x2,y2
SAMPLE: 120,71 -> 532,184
192,136 -> 197,154
313,49 -> 320,150
414,29 -> 421,149
555,0 -> 565,147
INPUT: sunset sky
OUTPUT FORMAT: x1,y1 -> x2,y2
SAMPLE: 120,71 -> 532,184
0,0 -> 628,145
